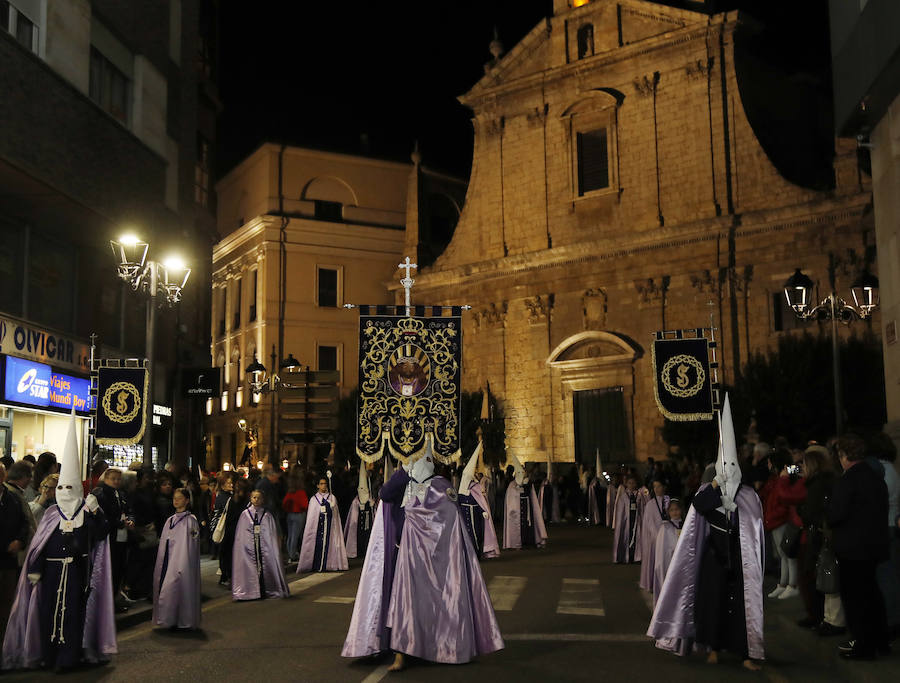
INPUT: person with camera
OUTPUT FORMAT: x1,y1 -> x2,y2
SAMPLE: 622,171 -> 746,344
827,433 -> 891,660
761,447 -> 804,600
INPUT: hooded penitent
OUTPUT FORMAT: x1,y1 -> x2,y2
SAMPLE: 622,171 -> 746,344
2,407 -> 117,670
457,441 -> 500,559
345,459 -> 375,559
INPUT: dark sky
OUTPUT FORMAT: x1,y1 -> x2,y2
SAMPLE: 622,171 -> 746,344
216,1 -> 829,182
217,1 -> 552,180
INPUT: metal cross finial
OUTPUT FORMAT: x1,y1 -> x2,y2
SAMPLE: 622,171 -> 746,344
398,256 -> 418,316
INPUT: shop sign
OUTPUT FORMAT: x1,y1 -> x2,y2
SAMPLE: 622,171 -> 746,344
152,403 -> 172,427
3,356 -> 93,412
0,315 -> 91,373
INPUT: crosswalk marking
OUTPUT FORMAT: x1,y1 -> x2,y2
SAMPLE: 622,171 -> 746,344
315,596 -> 356,604
289,571 -> 342,596
556,578 -> 605,616
488,575 -> 528,611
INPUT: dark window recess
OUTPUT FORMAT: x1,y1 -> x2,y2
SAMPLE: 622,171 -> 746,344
15,10 -> 34,50
233,278 -> 241,329
249,271 -> 258,322
577,128 -> 609,195
0,224 -> 24,316
89,47 -> 130,125
318,268 -> 338,307
1,2 -> 9,33
314,200 -> 343,222
195,133 -> 211,207
773,293 -> 802,332
219,286 -> 227,335
577,24 -> 594,59
318,346 -> 338,372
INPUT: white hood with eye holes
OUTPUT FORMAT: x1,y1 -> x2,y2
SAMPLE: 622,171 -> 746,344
57,407 -> 85,527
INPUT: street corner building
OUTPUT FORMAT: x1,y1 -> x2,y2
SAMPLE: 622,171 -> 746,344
398,0 -> 874,467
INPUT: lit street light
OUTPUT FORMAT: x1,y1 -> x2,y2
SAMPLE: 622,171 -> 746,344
111,234 -> 191,465
245,347 -> 305,464
784,264 -> 879,435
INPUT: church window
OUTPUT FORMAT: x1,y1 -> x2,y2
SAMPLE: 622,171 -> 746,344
314,200 -> 343,222
577,24 -> 594,59
318,345 -> 338,372
577,128 -> 609,194
317,266 -> 340,308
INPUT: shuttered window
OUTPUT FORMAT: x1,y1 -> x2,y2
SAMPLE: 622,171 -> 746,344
577,128 -> 609,195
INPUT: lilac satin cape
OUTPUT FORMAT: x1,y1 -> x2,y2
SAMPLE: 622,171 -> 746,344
587,479 -> 602,525
612,486 -> 643,562
153,512 -> 201,628
344,497 -> 361,559
232,506 -> 289,600
384,476 -> 504,663
1,506 -> 117,669
639,495 -> 670,590
297,493 -> 348,572
652,521 -> 680,606
342,477 -> 405,658
468,482 -> 500,559
647,484 -> 765,660
502,482 -> 547,549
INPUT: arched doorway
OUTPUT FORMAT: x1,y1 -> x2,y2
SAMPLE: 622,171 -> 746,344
546,331 -> 642,467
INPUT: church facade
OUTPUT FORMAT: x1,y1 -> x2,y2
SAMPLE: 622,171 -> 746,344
401,0 -> 874,466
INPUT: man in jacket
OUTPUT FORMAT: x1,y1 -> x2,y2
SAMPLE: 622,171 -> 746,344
827,433 -> 890,659
0,464 -> 30,640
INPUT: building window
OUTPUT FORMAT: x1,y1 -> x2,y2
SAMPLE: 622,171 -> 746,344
195,133 -> 211,207
317,267 -> 339,308
233,277 -> 242,329
89,47 -> 131,125
577,128 -> 609,195
249,270 -> 258,322
3,2 -> 38,53
577,24 -> 594,59
0,2 -> 8,33
772,293 -> 802,332
218,285 -> 226,336
314,200 -> 343,222
318,345 -> 338,372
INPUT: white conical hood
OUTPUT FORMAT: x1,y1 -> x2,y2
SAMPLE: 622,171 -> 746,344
595,449 -> 603,482
509,452 -> 525,486
57,407 -> 83,518
459,440 -> 483,493
715,394 -> 740,513
358,458 -> 371,505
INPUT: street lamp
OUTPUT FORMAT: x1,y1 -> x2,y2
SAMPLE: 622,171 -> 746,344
783,266 -> 879,435
245,347 -> 306,464
110,234 -> 191,466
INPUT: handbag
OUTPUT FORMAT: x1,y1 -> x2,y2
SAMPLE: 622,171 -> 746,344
815,521 -> 840,594
212,498 -> 230,544
780,522 -> 802,559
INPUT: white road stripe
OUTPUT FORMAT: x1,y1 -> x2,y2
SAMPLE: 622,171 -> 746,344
360,664 -> 390,683
314,596 -> 356,604
504,633 -> 647,642
556,578 -> 605,616
289,571 -> 342,595
488,575 -> 528,611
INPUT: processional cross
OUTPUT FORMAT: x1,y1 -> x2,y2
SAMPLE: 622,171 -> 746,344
399,256 -> 418,316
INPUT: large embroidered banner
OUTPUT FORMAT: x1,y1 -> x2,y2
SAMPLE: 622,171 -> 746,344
356,310 -> 462,464
95,365 -> 149,444
651,331 -> 716,421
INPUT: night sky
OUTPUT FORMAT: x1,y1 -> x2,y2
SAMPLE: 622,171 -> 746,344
216,1 -> 829,182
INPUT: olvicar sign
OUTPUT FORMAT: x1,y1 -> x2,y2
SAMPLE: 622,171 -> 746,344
0,315 -> 91,373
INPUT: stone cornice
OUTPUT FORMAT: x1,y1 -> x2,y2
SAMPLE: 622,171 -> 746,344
397,197 -> 870,295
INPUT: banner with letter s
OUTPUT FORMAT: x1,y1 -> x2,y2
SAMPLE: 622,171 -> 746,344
95,367 -> 149,444
651,333 -> 714,421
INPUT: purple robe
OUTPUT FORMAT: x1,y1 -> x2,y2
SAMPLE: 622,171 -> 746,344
384,476 -> 504,663
297,493 -> 348,572
647,484 -> 765,660
2,506 -> 117,670
587,478 -> 602,525
639,494 -> 670,590
502,481 -> 547,549
652,520 -> 681,606
342,469 -> 407,658
153,511 -> 201,628
612,486 -> 643,563
232,505 -> 289,600
466,481 -> 500,559
344,497 -> 375,560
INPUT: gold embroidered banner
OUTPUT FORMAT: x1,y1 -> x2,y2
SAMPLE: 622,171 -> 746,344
356,314 -> 461,464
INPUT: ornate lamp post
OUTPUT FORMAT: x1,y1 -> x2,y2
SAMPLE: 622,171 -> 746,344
110,234 -> 190,464
245,347 -> 305,464
783,266 -> 879,435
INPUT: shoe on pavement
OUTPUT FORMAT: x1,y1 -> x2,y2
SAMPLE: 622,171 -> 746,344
768,585 -> 786,598
817,622 -> 847,637
838,640 -> 856,653
778,586 -> 799,600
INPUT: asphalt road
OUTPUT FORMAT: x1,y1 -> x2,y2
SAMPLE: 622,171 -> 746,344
3,525 -> 895,682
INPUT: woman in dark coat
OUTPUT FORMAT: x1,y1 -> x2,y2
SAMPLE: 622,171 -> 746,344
796,447 -> 836,629
219,478 -> 251,587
